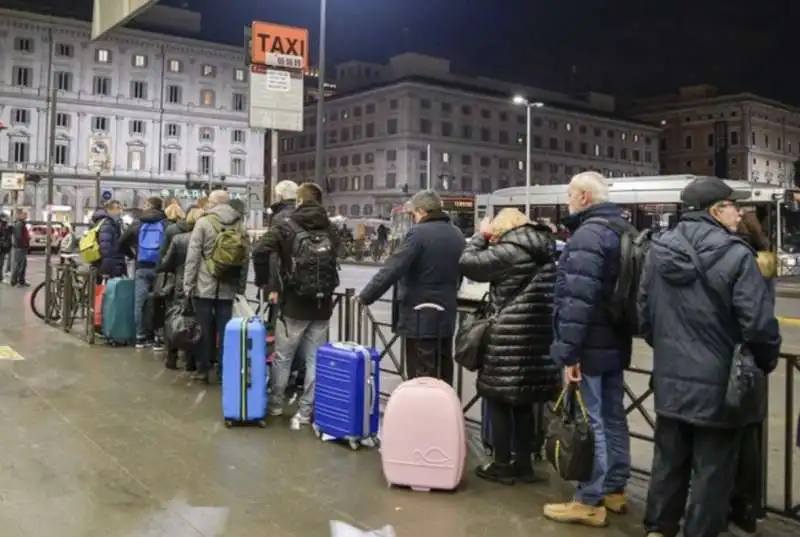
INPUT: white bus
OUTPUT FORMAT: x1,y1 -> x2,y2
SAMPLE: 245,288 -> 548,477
475,174 -> 800,275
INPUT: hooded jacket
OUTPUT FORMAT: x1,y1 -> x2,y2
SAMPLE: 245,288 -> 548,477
638,212 -> 781,427
252,199 -> 296,288
262,201 -> 340,321
92,209 -> 127,277
119,208 -> 168,269
459,223 -> 561,405
550,202 -> 633,375
183,203 -> 249,300
160,219 -> 191,260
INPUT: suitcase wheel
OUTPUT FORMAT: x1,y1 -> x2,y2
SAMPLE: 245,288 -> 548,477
347,439 -> 361,451
312,424 -> 323,440
224,420 -> 234,428
257,420 -> 267,428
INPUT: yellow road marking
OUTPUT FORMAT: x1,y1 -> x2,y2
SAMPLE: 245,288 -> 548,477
778,317 -> 800,327
0,346 -> 24,361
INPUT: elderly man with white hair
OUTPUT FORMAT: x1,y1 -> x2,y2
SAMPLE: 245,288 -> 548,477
183,189 -> 250,383
544,171 -> 633,527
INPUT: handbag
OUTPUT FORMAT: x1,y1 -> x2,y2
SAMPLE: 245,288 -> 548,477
673,232 -> 766,417
165,298 -> 202,351
544,383 -> 595,481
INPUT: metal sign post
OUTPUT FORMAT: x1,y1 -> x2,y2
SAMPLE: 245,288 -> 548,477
44,88 -> 58,323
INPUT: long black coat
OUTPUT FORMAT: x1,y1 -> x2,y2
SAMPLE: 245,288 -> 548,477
459,224 -> 561,405
359,212 -> 466,338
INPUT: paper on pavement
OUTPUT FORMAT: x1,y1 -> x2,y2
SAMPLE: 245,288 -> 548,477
330,520 -> 396,537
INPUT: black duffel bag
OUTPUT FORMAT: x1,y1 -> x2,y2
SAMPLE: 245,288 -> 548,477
164,298 -> 202,351
545,383 -> 595,482
453,293 -> 494,372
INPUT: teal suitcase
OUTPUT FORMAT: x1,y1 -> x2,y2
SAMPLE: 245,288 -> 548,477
101,278 -> 136,346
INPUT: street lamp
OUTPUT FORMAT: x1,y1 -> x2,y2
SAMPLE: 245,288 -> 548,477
313,0 -> 328,186
512,95 -> 544,217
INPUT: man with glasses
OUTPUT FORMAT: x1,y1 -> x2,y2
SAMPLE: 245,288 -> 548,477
638,177 -> 781,537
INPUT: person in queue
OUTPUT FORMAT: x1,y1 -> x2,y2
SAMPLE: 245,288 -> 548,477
0,214 -> 12,284
120,197 -> 168,349
157,207 -> 204,372
544,171 -> 632,527
359,190 -> 466,385
93,201 -> 127,280
458,208 -> 561,485
638,177 -> 781,537
159,203 -> 187,259
256,183 -> 339,430
183,190 -> 249,384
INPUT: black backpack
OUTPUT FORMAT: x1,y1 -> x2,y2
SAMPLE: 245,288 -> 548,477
587,218 -> 653,335
284,220 -> 340,301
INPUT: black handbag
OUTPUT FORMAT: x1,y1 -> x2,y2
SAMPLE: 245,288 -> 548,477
165,298 -> 202,351
544,384 -> 595,482
453,293 -> 494,372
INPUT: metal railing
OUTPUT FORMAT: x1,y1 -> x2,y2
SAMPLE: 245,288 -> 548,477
42,263 -> 98,344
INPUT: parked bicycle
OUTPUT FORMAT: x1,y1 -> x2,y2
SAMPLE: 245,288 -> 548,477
29,254 -> 88,322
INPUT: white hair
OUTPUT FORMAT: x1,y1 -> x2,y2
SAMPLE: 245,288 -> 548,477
274,180 -> 298,202
569,171 -> 609,204
207,189 -> 229,207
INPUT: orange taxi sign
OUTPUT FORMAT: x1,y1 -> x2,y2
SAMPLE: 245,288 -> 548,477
250,21 -> 309,71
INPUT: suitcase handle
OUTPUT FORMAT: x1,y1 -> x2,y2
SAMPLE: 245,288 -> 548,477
330,341 -> 364,352
413,302 -> 446,379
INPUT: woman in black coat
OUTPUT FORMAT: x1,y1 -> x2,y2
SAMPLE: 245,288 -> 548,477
459,208 -> 561,485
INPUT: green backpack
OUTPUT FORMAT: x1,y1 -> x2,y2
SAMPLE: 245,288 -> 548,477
204,215 -> 249,280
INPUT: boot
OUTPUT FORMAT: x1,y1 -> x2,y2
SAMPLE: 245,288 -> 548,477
475,462 -> 515,485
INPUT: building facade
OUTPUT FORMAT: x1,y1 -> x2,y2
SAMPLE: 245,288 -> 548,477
632,84 -> 800,186
0,9 -> 264,221
277,54 -> 661,218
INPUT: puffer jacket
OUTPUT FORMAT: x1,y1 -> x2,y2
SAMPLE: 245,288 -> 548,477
92,209 -> 126,277
157,220 -> 193,297
160,219 -> 190,260
459,223 -> 562,406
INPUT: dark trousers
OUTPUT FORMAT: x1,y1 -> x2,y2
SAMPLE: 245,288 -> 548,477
486,398 -> 534,465
404,337 -> 454,386
729,423 -> 764,532
644,416 -> 742,537
10,247 -> 27,285
194,298 -> 233,375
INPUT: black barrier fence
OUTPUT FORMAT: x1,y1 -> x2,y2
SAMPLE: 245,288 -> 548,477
39,277 -> 799,523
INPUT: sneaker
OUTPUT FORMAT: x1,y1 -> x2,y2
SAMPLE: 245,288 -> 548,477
475,462 -> 515,485
152,342 -> 165,352
603,491 -> 627,514
268,406 -> 284,417
289,412 -> 311,430
135,341 -> 150,349
543,501 -> 608,527
512,460 -> 542,484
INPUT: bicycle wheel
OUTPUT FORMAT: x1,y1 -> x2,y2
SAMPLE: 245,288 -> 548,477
29,281 -> 61,322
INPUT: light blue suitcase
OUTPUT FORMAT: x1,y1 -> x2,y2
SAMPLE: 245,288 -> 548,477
101,277 -> 136,346
222,317 -> 268,427
313,342 -> 380,450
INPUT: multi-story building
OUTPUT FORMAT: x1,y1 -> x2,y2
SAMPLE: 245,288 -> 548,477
0,8 -> 264,221
631,84 -> 800,186
277,54 -> 661,218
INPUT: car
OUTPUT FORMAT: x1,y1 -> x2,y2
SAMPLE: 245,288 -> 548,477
27,221 -> 63,253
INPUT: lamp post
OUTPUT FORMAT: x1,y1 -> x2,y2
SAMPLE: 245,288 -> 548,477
512,96 -> 543,218
313,0 -> 328,186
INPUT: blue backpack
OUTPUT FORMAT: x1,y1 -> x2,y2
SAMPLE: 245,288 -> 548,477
137,221 -> 165,264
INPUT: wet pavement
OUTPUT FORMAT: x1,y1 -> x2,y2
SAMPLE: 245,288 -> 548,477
4,258 -> 800,536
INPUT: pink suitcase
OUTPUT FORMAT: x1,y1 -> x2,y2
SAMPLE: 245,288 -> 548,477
380,377 -> 467,491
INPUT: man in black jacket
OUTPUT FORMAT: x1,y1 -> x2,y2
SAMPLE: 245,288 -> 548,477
359,190 -> 466,385
638,177 -> 781,537
0,215 -> 12,284
255,183 -> 339,430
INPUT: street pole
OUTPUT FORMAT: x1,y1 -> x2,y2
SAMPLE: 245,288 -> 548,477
270,130 -> 279,198
313,0 -> 327,186
44,88 -> 57,322
94,171 -> 101,208
525,104 -> 532,218
426,143 -> 432,190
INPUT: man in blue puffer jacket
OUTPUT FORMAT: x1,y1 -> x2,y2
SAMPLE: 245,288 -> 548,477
544,171 -> 633,528
93,201 -> 127,280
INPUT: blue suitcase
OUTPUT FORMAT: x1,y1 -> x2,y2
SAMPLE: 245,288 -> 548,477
222,317 -> 268,427
101,277 -> 136,346
313,342 -> 380,450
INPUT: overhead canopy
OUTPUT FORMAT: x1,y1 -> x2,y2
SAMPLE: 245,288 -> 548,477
91,0 -> 160,41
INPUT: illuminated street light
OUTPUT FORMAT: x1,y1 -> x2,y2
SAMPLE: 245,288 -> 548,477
512,96 -> 544,217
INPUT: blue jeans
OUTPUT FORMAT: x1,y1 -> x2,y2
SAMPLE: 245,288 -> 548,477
574,371 -> 631,506
193,298 -> 234,375
271,318 -> 328,417
134,267 -> 156,340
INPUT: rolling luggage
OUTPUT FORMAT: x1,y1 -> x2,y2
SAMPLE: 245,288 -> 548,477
313,342 -> 380,450
101,277 -> 136,345
380,303 -> 467,491
221,315 -> 268,427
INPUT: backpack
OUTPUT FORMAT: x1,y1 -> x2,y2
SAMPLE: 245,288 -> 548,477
78,219 -> 105,264
204,215 -> 249,280
587,218 -> 653,335
284,220 -> 339,301
137,221 -> 166,264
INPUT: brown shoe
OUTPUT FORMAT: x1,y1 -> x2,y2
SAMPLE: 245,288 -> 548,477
604,492 -> 627,514
543,501 -> 608,527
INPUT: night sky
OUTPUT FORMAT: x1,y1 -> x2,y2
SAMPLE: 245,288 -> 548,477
16,0 -> 800,104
